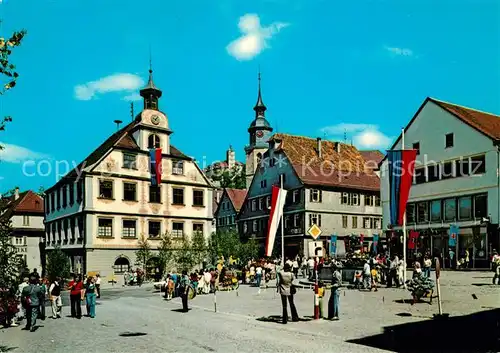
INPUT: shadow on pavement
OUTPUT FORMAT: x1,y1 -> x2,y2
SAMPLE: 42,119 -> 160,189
118,332 -> 147,337
0,345 -> 17,352
256,315 -> 312,324
347,308 -> 500,352
171,308 -> 192,313
471,283 -> 496,287
394,299 -> 432,305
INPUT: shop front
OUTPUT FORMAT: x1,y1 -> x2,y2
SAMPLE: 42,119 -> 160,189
386,224 -> 494,269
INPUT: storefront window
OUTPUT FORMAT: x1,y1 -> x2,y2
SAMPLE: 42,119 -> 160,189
458,196 -> 472,220
430,200 -> 441,222
444,198 -> 456,221
417,202 -> 428,223
473,227 -> 487,259
474,194 -> 487,219
406,203 -> 416,223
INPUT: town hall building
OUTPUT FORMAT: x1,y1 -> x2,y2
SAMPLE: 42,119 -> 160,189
43,68 -> 213,284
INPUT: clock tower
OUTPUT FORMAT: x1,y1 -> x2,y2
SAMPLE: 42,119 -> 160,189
244,72 -> 273,188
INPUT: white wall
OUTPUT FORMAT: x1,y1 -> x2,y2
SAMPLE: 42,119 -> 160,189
380,101 -> 500,227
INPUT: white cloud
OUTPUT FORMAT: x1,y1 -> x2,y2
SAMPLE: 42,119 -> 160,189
122,93 -> 142,102
385,46 -> 413,57
320,123 -> 392,150
226,13 -> 289,61
0,143 -> 49,163
74,73 -> 144,100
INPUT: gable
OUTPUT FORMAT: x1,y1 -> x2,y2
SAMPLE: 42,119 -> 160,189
381,97 -> 500,166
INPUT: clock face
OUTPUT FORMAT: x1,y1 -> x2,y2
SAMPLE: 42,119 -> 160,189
256,130 -> 264,138
151,115 -> 160,125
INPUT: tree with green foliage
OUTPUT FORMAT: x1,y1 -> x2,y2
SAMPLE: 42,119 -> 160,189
46,246 -> 70,281
158,232 -> 175,274
191,230 -> 207,266
174,237 -> 196,272
37,186 -> 45,196
0,217 -> 22,313
135,234 -> 152,270
207,229 -> 242,266
211,165 -> 246,189
238,238 -> 260,263
0,26 -> 26,145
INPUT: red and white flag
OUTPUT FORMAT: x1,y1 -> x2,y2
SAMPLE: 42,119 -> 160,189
265,185 -> 288,257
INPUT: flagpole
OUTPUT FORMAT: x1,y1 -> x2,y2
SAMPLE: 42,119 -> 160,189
281,174 -> 285,267
402,128 -> 407,287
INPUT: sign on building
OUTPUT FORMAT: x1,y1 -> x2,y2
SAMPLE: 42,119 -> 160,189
308,241 -> 324,258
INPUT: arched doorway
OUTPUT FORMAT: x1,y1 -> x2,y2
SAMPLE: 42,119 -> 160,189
113,256 -> 130,274
146,256 -> 161,281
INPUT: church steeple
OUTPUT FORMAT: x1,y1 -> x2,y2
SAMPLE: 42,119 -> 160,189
140,58 -> 162,110
253,71 -> 266,117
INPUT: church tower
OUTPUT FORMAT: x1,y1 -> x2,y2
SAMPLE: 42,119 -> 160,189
244,72 -> 273,188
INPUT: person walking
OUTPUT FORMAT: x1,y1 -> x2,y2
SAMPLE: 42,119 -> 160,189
178,270 -> 190,312
277,263 -> 299,324
38,278 -> 48,320
492,250 -> 500,285
49,277 -> 62,319
423,256 -> 432,278
292,258 -> 299,277
328,263 -> 342,320
68,275 -> 84,319
21,277 -> 43,332
95,274 -> 101,298
16,277 -> 29,323
255,264 -> 263,294
363,260 -> 371,290
83,276 -> 97,318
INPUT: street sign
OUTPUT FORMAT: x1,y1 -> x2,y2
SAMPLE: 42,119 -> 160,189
307,224 -> 322,240
308,241 -> 323,258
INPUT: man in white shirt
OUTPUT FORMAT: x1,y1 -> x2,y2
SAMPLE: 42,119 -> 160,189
363,261 -> 371,290
49,277 -> 63,319
256,265 -> 263,293
95,274 -> 102,298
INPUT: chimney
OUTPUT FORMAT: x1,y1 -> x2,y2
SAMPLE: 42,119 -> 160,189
316,137 -> 322,158
114,119 -> 122,131
336,142 -> 341,154
14,187 -> 19,200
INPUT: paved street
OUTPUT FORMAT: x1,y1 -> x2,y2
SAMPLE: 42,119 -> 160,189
1,271 -> 499,352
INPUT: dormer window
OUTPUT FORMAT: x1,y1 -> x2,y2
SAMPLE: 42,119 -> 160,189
148,134 -> 161,149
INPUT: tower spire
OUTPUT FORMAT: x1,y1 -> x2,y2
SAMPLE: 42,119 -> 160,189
140,47 -> 162,110
253,67 -> 266,117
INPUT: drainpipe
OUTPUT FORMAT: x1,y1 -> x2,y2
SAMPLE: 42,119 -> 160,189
497,143 -> 500,262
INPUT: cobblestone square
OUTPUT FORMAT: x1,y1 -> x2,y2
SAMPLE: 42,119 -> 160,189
1,271 -> 499,352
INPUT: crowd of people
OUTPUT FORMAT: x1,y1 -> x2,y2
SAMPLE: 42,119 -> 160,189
0,269 -> 102,332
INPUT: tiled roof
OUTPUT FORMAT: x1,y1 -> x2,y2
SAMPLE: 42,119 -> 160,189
0,190 -> 44,220
430,98 -> 500,140
226,188 -> 248,211
46,119 -> 192,192
386,98 -> 500,157
270,133 -> 380,191
360,150 -> 384,167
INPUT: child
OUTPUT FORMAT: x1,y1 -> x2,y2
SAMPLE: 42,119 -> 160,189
371,266 -> 378,292
354,271 -> 362,289
317,281 -> 325,318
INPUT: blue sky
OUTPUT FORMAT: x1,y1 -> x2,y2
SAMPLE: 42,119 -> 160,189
0,0 -> 499,192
